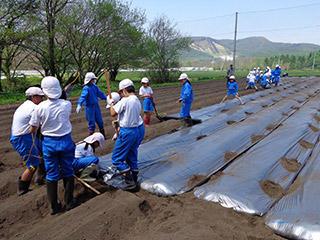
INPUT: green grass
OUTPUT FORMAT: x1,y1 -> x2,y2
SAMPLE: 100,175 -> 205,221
1,69 -> 319,105
286,69 -> 320,77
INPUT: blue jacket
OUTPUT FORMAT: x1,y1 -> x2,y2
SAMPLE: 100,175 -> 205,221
227,81 -> 238,93
180,81 -> 193,104
272,67 -> 281,77
78,83 -> 106,106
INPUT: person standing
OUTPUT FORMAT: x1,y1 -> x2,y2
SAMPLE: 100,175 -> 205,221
109,79 -> 145,190
139,77 -> 154,126
227,64 -> 235,77
10,87 -> 44,195
178,73 -> 194,126
30,76 -> 76,215
76,72 -> 107,138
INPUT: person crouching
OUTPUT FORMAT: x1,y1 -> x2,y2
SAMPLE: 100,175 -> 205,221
221,75 -> 244,104
73,132 -> 105,181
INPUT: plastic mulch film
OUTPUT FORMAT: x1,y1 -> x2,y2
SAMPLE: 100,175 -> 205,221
194,94 -> 320,215
99,82 -> 317,196
139,96 -> 308,196
265,141 -> 320,240
99,82 -> 296,174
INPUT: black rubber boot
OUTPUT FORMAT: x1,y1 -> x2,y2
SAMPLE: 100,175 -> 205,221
17,177 -> 31,196
131,170 -> 139,184
99,128 -> 106,139
63,176 -> 76,211
35,161 -> 46,186
46,181 -> 62,215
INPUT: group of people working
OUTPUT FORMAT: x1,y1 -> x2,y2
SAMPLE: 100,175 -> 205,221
10,72 -> 194,215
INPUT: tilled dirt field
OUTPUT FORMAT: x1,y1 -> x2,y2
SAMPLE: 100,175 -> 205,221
0,78 -> 288,240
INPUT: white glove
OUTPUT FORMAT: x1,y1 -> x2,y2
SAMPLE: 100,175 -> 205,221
112,133 -> 118,141
107,98 -> 115,106
76,105 -> 81,114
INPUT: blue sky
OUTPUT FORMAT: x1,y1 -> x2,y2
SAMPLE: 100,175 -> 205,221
130,0 -> 320,45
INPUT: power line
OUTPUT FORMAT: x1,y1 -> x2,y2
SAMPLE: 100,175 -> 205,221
176,1 -> 320,23
239,2 -> 320,14
238,25 -> 320,34
176,13 -> 234,23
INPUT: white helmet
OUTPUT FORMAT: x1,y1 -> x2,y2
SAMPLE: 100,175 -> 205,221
106,92 -> 121,108
83,132 -> 105,147
41,76 -> 62,99
178,73 -> 188,80
84,72 -> 97,85
119,78 -> 134,91
141,77 -> 149,84
25,87 -> 44,97
275,64 -> 280,68
229,75 -> 236,80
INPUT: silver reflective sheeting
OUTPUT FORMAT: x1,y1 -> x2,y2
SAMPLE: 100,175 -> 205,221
194,93 -> 320,215
265,142 -> 320,240
99,82 -> 296,175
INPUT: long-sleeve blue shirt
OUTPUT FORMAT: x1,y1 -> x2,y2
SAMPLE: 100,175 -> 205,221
77,83 -> 106,106
227,81 -> 238,93
272,67 -> 281,77
180,81 -> 193,104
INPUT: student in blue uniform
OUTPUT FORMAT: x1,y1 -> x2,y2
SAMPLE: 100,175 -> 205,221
221,75 -> 244,104
260,73 -> 272,89
10,87 -> 44,195
30,76 -> 76,215
108,79 -> 145,190
76,72 -> 107,138
272,65 -> 282,86
139,77 -> 154,126
178,73 -> 194,126
73,132 -> 105,181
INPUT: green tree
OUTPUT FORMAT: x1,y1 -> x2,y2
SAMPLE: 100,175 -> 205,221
0,0 -> 37,91
145,16 -> 190,83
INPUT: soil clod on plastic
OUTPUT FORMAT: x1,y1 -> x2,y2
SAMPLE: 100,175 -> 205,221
280,157 -> 301,172
299,140 -> 314,149
224,151 -> 238,162
251,135 -> 264,143
260,180 -> 285,199
187,175 -> 207,188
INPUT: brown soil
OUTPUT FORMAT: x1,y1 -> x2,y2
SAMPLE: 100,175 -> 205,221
287,177 -> 303,194
224,151 -> 238,162
309,124 -> 320,132
260,180 -> 285,199
299,139 -> 315,149
251,135 -> 264,143
314,114 -> 320,122
187,174 -> 208,188
226,120 -> 237,125
280,157 -> 301,172
0,78 -> 310,240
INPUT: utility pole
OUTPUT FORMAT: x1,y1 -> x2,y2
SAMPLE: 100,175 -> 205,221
232,12 -> 238,74
312,51 -> 316,70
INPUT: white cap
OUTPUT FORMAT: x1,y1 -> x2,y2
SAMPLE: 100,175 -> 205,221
41,76 -> 62,99
253,67 -> 256,70
276,64 -> 280,68
141,77 -> 149,84
119,78 -> 134,91
229,75 -> 235,80
84,72 -> 97,85
25,87 -> 44,96
106,92 -> 121,108
178,73 -> 188,80
83,132 -> 105,147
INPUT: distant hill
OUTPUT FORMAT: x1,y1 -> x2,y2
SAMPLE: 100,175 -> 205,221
181,36 -> 320,63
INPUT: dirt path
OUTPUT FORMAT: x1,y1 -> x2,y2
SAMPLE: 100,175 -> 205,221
0,77 -> 301,240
